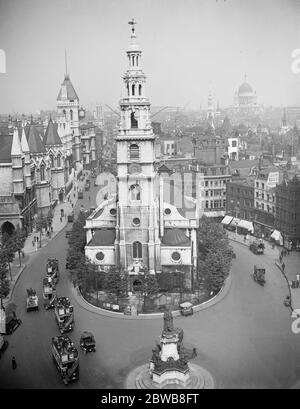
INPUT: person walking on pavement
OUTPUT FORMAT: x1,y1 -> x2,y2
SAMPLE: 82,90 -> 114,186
282,262 -> 285,272
12,356 -> 17,370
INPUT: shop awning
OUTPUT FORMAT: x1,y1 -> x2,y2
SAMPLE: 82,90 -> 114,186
237,219 -> 254,233
271,230 -> 283,245
221,215 -> 233,225
230,217 -> 241,226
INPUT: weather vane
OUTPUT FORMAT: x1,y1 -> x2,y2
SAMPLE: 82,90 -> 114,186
128,18 -> 136,34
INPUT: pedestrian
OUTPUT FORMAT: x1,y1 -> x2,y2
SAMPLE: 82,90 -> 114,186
282,262 -> 285,272
192,347 -> 197,358
12,356 -> 17,370
279,255 -> 282,263
60,217 -> 62,223
51,226 -> 53,233
71,203 -> 74,208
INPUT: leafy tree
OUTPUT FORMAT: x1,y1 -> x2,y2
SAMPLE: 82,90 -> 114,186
35,214 -> 48,247
68,212 -> 88,254
0,252 -> 10,308
12,227 -> 26,266
104,267 -> 128,300
1,234 -> 16,280
197,216 -> 233,293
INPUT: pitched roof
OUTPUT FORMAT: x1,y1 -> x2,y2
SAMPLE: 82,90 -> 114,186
44,118 -> 62,146
87,229 -> 116,246
21,127 -> 30,152
57,74 -> 79,101
161,228 -> 190,247
0,134 -> 13,163
27,122 -> 46,153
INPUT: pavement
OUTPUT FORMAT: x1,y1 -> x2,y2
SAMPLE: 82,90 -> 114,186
227,230 -> 300,316
2,170 -> 90,306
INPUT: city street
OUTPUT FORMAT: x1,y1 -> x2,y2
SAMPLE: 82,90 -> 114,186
0,180 -> 300,389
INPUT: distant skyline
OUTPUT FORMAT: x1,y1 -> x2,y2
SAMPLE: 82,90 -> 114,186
0,0 -> 299,114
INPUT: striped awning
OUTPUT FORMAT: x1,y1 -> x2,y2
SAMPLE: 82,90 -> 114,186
221,215 -> 233,225
237,219 -> 254,233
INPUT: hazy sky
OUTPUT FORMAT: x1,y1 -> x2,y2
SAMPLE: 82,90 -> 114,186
0,0 -> 299,114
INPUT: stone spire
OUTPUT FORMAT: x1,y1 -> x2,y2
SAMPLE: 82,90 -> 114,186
11,126 -> 23,156
21,126 -> 30,153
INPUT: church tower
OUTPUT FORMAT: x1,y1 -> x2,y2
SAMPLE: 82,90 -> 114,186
57,52 -> 81,170
116,20 -> 160,274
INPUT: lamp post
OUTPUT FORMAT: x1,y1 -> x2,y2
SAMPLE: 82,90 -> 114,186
230,200 -> 240,238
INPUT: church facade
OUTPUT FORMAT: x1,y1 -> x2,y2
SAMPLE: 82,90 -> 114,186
85,22 -> 198,289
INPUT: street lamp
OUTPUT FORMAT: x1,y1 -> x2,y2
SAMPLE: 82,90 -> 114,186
230,200 -> 240,238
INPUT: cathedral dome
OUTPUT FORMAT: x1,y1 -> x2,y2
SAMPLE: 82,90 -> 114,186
238,82 -> 253,95
161,229 -> 190,247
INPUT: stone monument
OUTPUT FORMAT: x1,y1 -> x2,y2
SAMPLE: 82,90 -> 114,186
149,309 -> 190,386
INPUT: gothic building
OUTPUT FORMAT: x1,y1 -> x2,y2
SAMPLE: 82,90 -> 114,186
85,22 -> 198,290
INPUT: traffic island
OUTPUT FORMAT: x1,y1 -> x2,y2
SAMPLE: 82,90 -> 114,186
125,310 -> 215,389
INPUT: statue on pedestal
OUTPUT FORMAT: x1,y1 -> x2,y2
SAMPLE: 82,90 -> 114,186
163,309 -> 174,332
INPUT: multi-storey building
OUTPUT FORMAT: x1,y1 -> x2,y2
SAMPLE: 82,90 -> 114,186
226,176 -> 255,221
275,175 -> 300,248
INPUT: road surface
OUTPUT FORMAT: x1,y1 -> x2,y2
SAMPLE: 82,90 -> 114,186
1,181 -> 300,389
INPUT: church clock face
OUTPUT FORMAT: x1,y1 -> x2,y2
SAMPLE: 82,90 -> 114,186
128,163 -> 142,174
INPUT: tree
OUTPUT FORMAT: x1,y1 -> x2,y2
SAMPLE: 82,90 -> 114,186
1,234 -> 16,280
12,227 -> 26,266
35,214 -> 48,247
0,251 -> 10,308
68,212 -> 88,254
197,216 -> 233,293
141,273 -> 160,312
104,267 -> 128,301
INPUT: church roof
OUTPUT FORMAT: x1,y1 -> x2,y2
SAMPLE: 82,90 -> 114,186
238,82 -> 253,95
44,118 -> 62,146
11,127 -> 22,156
87,229 -> 116,246
161,228 -> 190,247
27,122 -> 46,153
0,134 -> 13,163
57,74 -> 79,101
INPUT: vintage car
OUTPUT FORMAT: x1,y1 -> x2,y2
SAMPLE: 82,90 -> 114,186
80,331 -> 96,353
252,265 -> 266,286
179,302 -> 194,316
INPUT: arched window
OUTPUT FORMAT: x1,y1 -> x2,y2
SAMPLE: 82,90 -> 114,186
130,112 -> 138,128
57,154 -> 61,167
133,241 -> 142,259
49,154 -> 54,168
130,184 -> 141,201
40,165 -> 45,181
136,56 -> 139,66
70,109 -> 73,120
138,84 -> 142,96
132,84 -> 135,96
132,55 -> 135,66
129,144 -> 139,160
127,83 -> 129,96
